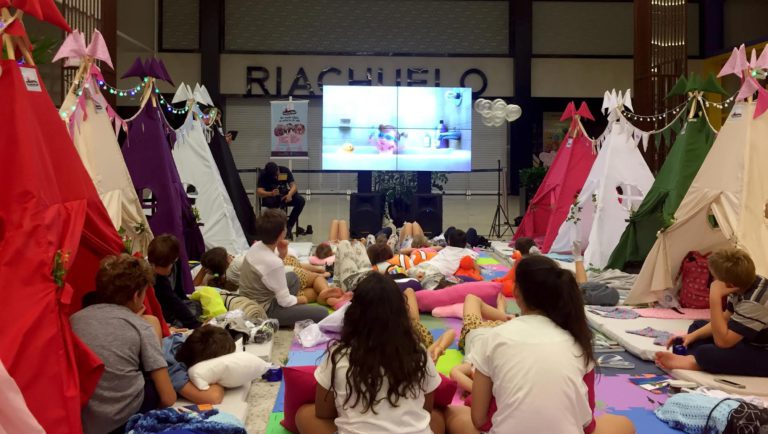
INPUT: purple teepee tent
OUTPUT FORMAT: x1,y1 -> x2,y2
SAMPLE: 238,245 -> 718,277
121,57 -> 204,294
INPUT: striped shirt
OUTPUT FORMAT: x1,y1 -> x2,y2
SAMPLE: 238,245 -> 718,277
727,275 -> 768,347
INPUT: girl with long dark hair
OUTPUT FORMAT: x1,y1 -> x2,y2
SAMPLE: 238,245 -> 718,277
445,255 -> 635,434
295,272 -> 444,434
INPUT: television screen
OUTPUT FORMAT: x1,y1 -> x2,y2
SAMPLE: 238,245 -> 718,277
322,86 -> 472,171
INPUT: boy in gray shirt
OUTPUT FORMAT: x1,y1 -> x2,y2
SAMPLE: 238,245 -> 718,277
71,254 -> 176,434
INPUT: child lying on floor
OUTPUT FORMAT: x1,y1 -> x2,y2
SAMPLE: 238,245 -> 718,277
656,248 -> 768,377
443,256 -> 634,434
425,229 -> 480,277
164,325 -> 235,404
71,254 -> 176,434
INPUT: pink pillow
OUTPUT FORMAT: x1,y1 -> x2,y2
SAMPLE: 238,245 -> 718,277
435,373 -> 458,408
414,281 -> 502,312
281,366 -> 317,433
309,255 -> 335,266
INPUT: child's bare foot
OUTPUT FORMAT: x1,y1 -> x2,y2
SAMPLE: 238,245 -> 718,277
655,352 -> 701,371
496,292 -> 507,313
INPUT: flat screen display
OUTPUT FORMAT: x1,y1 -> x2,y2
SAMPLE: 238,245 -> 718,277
322,86 -> 472,171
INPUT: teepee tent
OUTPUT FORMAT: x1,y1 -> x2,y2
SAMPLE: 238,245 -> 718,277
121,58 -> 205,294
607,75 -> 723,271
514,102 -> 597,252
550,90 -> 655,269
626,46 -> 768,304
55,30 -> 154,254
206,112 -> 258,243
0,8 -> 123,433
172,82 -> 249,253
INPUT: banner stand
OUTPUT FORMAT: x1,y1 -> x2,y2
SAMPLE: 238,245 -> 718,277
270,97 -> 309,159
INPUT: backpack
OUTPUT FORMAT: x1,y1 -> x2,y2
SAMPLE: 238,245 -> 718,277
677,251 -> 713,309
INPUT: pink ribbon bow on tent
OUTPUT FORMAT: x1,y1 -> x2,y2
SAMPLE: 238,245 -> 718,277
54,29 -> 125,135
560,101 -> 595,134
718,44 -> 768,119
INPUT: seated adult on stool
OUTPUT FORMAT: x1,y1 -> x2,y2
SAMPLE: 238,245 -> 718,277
257,162 -> 306,239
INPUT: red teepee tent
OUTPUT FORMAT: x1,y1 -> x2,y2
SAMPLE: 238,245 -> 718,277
0,52 -> 124,434
514,102 -> 597,253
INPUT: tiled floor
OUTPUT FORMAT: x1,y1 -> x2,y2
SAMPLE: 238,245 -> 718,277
288,194 -> 521,244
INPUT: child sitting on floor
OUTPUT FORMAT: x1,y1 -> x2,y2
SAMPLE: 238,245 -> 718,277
295,273 -> 446,434
149,234 -> 201,330
656,248 -> 768,377
70,254 -> 176,434
238,209 -> 329,326
164,325 -> 236,404
443,255 -> 634,434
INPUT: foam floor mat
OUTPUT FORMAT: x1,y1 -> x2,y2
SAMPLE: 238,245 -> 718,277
268,250 -> 684,433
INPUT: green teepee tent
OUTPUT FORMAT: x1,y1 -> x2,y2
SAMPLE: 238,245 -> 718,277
606,73 -> 725,270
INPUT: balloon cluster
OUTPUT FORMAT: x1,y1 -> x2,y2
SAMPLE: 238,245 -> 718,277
473,98 -> 522,127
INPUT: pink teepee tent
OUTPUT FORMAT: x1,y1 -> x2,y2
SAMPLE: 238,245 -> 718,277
514,102 -> 597,252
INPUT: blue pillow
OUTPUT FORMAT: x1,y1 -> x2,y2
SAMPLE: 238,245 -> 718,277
655,393 -> 741,434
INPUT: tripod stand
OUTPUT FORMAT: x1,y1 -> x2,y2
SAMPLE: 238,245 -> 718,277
489,159 -> 514,239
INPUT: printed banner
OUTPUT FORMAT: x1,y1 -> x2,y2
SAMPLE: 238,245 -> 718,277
270,99 -> 308,158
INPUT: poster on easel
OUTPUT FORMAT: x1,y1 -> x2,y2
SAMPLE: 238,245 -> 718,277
270,99 -> 309,158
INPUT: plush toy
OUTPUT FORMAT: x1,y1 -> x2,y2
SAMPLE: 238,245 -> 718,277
454,255 -> 483,282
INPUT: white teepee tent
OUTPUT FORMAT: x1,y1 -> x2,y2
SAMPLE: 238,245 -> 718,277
171,82 -> 249,253
550,90 -> 655,270
57,30 -> 153,254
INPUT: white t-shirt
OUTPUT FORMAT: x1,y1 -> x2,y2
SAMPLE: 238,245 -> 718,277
314,347 -> 442,434
427,246 -> 479,276
468,315 -> 593,434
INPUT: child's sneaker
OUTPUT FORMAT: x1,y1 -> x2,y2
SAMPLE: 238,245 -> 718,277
387,233 -> 399,253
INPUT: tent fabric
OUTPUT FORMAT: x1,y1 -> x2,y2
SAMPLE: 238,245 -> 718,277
626,102 -> 768,304
0,59 -> 124,434
62,75 -> 154,255
122,93 -> 204,294
607,107 -> 715,270
550,117 -> 655,270
207,125 -> 258,243
514,105 -> 596,252
173,108 -> 249,254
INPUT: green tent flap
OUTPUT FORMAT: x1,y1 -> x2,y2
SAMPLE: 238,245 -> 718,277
685,73 -> 704,94
667,75 -> 688,98
606,115 -> 715,270
701,72 -> 728,96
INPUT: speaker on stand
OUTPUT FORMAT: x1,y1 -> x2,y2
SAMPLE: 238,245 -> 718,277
349,192 -> 385,238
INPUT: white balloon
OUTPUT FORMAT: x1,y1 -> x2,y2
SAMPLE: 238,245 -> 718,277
478,99 -> 493,116
493,100 -> 507,113
492,117 -> 506,127
473,98 -> 488,113
505,104 -> 522,122
493,110 -> 506,120
481,116 -> 496,127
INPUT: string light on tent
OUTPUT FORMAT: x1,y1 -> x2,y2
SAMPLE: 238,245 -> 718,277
620,99 -> 689,121
96,77 -> 148,97
156,89 -> 189,115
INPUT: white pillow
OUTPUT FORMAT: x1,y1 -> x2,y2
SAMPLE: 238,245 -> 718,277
187,351 -> 270,390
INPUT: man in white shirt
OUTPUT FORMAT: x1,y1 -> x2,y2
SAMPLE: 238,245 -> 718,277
238,209 -> 328,326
